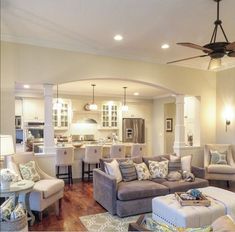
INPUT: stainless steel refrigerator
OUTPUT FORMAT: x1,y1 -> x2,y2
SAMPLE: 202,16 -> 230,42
122,118 -> 145,143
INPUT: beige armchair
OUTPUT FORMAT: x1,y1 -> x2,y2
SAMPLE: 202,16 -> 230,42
7,152 -> 64,220
204,144 -> 235,183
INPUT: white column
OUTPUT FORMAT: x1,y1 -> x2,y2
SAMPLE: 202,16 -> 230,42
43,84 -> 55,154
174,94 -> 185,155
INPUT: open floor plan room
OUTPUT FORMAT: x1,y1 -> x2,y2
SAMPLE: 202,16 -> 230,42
1,0 -> 235,231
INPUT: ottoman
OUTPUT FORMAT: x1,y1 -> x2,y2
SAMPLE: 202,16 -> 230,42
152,186 -> 235,228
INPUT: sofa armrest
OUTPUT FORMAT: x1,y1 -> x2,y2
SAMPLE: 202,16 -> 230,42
191,166 -> 206,178
93,169 -> 117,215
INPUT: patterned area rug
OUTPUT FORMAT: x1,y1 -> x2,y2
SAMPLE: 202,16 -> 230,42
80,212 -> 151,232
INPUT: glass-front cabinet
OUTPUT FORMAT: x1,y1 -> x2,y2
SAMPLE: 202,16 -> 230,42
53,99 -> 71,130
101,104 -> 118,129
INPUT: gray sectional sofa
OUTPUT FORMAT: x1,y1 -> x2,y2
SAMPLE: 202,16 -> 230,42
93,155 -> 209,217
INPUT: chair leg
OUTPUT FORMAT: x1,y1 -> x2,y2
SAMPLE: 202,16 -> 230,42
39,211 -> 43,221
55,198 -> 62,216
70,165 -> 73,185
88,164 -> 90,181
227,180 -> 230,188
56,166 -> 60,178
82,161 -> 85,181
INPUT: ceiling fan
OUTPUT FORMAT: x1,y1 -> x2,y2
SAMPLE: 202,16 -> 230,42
167,0 -> 235,70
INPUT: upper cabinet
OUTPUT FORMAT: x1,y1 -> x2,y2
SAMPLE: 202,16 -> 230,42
53,99 -> 72,130
101,103 -> 118,129
22,98 -> 44,122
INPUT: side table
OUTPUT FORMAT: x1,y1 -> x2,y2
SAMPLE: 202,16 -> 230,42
0,180 -> 35,226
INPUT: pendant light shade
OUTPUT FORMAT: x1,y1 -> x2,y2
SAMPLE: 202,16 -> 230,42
89,84 -> 98,111
208,58 -> 221,70
53,84 -> 62,109
121,87 -> 128,112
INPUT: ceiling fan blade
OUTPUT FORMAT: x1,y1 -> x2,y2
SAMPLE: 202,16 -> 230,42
167,55 -> 208,64
177,42 -> 213,53
226,42 -> 235,51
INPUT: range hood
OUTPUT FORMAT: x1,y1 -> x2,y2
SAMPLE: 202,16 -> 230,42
83,118 -> 97,124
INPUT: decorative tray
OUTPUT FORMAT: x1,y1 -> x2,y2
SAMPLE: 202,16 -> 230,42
175,192 -> 211,207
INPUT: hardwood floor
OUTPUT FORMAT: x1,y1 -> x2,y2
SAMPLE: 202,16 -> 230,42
29,180 -> 235,231
29,181 -> 105,231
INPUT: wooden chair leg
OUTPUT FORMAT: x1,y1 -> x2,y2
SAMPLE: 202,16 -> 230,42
227,180 -> 230,188
82,161 -> 85,181
55,198 -> 62,216
70,165 -> 73,185
56,166 -> 60,178
39,211 -> 43,221
88,164 -> 90,181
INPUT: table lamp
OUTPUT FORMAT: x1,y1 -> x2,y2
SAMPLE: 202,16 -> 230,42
0,135 -> 15,189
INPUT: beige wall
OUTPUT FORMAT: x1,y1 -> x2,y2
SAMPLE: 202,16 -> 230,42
1,41 -> 217,150
216,68 -> 235,148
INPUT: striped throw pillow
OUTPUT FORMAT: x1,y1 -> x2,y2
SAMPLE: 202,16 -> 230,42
119,160 -> 137,182
169,155 -> 182,172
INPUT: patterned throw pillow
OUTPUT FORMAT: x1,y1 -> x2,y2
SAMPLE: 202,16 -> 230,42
10,203 -> 25,220
210,150 -> 228,165
134,162 -> 151,180
0,197 -> 14,221
19,160 -> 40,182
148,160 -> 169,178
119,160 -> 137,182
169,155 -> 182,172
104,159 -> 122,183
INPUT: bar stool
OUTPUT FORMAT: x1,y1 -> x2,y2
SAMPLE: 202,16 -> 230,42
55,146 -> 74,185
110,144 -> 125,159
131,144 -> 146,157
82,145 -> 102,181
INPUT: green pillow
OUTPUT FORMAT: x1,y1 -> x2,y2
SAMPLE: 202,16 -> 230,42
210,150 -> 227,165
19,160 -> 40,182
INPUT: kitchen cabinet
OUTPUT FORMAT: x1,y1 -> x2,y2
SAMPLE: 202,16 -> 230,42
53,99 -> 71,130
23,98 -> 44,122
101,104 -> 118,129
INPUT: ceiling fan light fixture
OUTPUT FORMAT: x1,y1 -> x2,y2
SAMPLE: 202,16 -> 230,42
208,58 -> 221,70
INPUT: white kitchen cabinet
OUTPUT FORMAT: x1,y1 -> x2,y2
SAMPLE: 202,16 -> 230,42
101,104 -> 118,129
53,99 -> 71,130
23,98 -> 44,122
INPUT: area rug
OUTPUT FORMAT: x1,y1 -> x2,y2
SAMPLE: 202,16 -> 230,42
80,212 -> 151,232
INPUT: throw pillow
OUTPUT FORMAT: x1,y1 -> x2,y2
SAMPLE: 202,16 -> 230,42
10,203 -> 25,220
0,196 -> 14,221
166,171 -> 182,181
148,160 -> 169,178
181,155 -> 192,172
169,155 -> 182,172
119,160 -> 137,182
19,160 -> 40,182
104,159 -> 122,183
134,162 -> 151,181
210,150 -> 228,165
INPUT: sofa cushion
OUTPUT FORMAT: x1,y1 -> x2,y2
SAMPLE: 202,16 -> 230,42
207,164 -> 235,174
210,150 -> 228,165
119,160 -> 137,182
161,178 -> 208,193
148,160 -> 169,178
117,180 -> 169,201
33,179 -> 64,199
143,155 -> 170,168
100,157 -> 143,172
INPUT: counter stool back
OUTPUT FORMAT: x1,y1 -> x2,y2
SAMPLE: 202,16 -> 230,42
110,144 -> 125,158
83,145 -> 102,181
56,146 -> 74,185
131,144 -> 146,157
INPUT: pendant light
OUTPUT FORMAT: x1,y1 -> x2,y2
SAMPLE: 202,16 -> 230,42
89,84 -> 98,111
53,84 -> 62,109
208,58 -> 222,70
122,87 -> 128,112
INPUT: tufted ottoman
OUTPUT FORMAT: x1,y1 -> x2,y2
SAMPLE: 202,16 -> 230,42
152,186 -> 235,228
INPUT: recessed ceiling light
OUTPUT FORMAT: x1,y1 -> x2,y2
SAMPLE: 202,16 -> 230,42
114,34 -> 123,41
161,44 -> 170,49
133,92 -> 139,96
23,84 -> 30,89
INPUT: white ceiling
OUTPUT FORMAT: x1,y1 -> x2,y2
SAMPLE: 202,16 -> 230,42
1,0 -> 235,70
15,80 -> 171,99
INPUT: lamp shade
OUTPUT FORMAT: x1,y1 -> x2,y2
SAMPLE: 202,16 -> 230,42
0,135 -> 15,156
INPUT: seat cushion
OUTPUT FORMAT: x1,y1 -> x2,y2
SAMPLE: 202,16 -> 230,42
33,179 -> 64,199
161,178 -> 208,193
117,180 -> 169,201
208,164 -> 235,174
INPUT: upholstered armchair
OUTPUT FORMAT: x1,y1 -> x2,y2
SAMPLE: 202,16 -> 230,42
204,144 -> 235,183
7,152 -> 64,220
